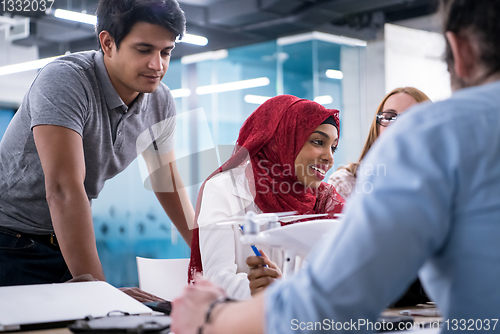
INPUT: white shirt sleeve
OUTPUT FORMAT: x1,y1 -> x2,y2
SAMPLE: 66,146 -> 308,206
198,174 -> 253,300
328,168 -> 357,200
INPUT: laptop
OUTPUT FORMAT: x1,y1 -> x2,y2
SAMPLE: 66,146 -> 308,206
0,281 -> 153,331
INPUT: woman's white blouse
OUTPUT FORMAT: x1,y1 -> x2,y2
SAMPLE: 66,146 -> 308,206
198,167 -> 284,300
327,168 -> 357,200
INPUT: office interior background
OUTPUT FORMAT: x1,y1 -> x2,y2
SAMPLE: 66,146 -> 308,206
1,0 -> 451,287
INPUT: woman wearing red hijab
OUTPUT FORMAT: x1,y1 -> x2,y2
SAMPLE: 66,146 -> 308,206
189,95 -> 344,299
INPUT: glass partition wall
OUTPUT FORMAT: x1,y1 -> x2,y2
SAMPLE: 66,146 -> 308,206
92,32 -> 367,287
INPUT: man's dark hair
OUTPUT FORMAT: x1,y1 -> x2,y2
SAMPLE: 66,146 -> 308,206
96,0 -> 186,50
442,0 -> 500,76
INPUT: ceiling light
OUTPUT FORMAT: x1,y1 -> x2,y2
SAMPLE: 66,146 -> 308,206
0,56 -> 63,76
277,31 -> 367,47
170,88 -> 191,98
196,77 -> 270,95
325,70 -> 344,80
181,50 -> 228,64
48,9 -> 208,46
179,34 -> 208,46
314,95 -> 333,105
52,9 -> 97,25
244,95 -> 271,105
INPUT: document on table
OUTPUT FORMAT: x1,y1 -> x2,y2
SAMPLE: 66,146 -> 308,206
0,281 -> 152,331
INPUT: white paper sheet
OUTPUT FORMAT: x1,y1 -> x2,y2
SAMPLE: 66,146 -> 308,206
136,257 -> 189,301
0,281 -> 152,331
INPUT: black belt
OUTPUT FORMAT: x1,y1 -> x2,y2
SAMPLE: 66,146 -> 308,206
24,232 -> 59,248
0,226 -> 59,248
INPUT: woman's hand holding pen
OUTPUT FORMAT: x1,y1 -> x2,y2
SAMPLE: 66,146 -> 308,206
246,250 -> 282,296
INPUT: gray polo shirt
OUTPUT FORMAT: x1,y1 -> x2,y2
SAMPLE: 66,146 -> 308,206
0,50 -> 175,234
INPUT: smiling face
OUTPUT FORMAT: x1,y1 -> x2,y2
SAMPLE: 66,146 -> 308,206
378,92 -> 417,135
294,123 -> 338,189
100,22 -> 176,106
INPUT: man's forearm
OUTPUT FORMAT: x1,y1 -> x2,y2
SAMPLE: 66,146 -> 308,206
47,187 -> 105,281
206,293 -> 266,334
143,150 -> 194,246
155,189 -> 194,246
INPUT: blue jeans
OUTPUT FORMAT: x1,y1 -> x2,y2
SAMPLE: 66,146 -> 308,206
0,227 -> 72,286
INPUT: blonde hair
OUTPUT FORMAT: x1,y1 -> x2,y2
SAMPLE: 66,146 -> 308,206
344,87 -> 431,177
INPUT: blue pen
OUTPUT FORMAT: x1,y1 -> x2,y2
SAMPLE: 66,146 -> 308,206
239,226 -> 268,267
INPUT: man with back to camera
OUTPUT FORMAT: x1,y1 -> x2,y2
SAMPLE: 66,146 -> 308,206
170,0 -> 500,332
0,0 -> 194,300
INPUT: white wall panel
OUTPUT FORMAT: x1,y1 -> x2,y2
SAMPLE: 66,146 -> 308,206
385,23 -> 451,102
0,33 -> 38,107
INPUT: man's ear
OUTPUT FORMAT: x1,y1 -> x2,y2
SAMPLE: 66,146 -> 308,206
445,31 -> 476,80
99,31 -> 115,57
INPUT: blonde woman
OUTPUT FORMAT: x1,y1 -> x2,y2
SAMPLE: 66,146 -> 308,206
329,87 -> 431,199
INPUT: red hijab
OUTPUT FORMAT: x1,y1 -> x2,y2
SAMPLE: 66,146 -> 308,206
188,95 -> 344,283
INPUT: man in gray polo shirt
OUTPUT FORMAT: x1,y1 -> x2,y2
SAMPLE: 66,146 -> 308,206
0,0 -> 194,297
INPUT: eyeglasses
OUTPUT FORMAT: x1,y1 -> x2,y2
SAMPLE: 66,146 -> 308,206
376,111 -> 399,127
